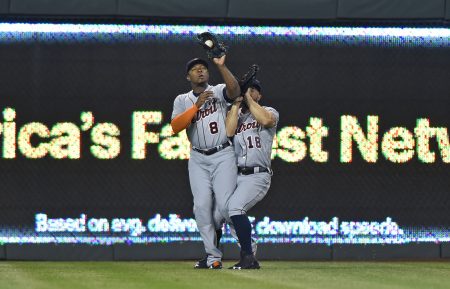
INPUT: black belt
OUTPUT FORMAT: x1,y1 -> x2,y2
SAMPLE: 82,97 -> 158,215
192,140 -> 231,156
238,166 -> 271,175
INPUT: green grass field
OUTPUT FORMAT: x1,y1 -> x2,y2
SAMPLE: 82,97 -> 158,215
1,261 -> 449,289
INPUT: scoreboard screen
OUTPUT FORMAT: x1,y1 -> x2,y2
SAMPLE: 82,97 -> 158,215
0,23 -> 449,245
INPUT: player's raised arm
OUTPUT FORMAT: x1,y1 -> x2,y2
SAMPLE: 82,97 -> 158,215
244,88 -> 276,128
213,55 -> 241,100
226,96 -> 243,137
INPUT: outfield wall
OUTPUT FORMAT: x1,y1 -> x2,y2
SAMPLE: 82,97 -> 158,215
2,243 -> 450,261
0,23 -> 449,260
1,0 -> 450,23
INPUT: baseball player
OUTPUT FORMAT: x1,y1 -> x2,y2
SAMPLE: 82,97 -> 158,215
225,79 -> 279,269
171,56 -> 240,269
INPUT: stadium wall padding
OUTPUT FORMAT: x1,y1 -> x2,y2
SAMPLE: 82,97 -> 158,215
0,0 -> 9,14
227,0 -> 337,19
5,244 -> 114,261
0,245 -> 5,260
442,243 -> 450,258
117,0 -> 228,18
332,244 -> 441,260
113,242 -> 205,260
9,0 -> 117,15
337,0 -> 445,19
446,0 -> 450,20
1,244 -> 447,261
1,0 -> 450,21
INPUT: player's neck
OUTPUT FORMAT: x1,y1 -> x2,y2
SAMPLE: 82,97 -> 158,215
192,83 -> 208,94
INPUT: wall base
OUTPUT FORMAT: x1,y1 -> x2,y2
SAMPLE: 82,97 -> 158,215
1,243 -> 447,261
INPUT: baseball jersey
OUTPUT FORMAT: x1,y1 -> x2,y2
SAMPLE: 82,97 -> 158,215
171,84 -> 232,149
233,106 -> 279,168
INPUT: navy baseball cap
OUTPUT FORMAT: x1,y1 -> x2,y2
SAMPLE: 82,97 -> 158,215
249,79 -> 262,92
186,58 -> 208,73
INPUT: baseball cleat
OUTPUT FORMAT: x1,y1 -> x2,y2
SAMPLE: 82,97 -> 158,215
194,257 -> 222,269
229,252 -> 260,270
209,261 -> 222,269
194,256 -> 208,269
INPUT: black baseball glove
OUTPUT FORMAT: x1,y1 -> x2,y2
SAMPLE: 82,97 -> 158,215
197,32 -> 227,59
238,64 -> 259,95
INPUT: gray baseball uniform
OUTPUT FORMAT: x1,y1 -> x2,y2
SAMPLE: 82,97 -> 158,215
228,106 -> 279,217
172,83 -> 237,266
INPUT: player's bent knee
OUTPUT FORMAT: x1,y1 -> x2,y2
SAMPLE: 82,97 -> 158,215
194,205 -> 213,219
193,198 -> 212,210
194,205 -> 211,214
228,208 -> 246,217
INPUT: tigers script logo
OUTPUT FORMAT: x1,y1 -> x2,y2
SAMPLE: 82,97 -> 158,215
192,99 -> 218,123
236,121 -> 260,134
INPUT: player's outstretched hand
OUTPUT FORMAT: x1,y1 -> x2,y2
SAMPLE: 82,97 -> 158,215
195,91 -> 214,108
213,55 -> 226,67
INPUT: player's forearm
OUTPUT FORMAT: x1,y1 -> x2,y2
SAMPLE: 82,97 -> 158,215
170,105 -> 198,134
226,105 -> 240,137
247,99 -> 275,128
217,65 -> 240,99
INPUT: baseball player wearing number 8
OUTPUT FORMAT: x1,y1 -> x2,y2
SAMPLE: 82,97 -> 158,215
226,79 -> 279,269
171,56 -> 240,269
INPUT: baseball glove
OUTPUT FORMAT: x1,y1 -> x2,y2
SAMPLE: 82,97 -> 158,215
238,64 -> 259,95
197,32 -> 227,59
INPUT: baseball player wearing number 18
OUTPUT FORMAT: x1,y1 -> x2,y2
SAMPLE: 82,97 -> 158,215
226,79 -> 279,269
171,56 -> 241,269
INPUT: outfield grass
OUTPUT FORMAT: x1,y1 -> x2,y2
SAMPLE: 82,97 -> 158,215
0,261 -> 449,289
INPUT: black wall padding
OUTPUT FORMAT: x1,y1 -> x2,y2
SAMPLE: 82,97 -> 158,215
5,244 -> 114,261
9,0 -> 117,15
228,0 -> 337,19
442,243 -> 450,258
117,0 -> 228,17
3,0 -> 450,21
445,0 -> 450,19
113,243 -> 206,260
338,0 -> 445,19
3,244 -> 446,260
0,0 -> 10,13
333,244 -> 441,260
0,245 -> 5,260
